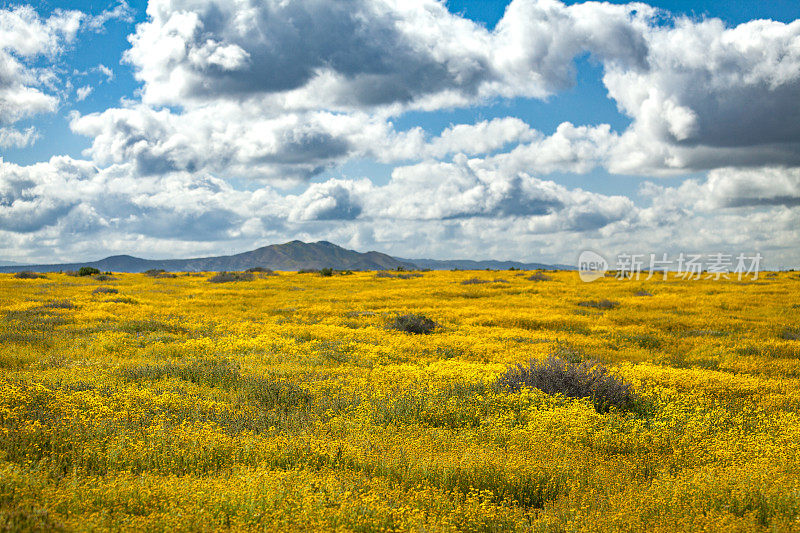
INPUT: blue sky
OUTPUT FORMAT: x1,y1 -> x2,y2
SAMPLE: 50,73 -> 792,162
1,0 -> 799,266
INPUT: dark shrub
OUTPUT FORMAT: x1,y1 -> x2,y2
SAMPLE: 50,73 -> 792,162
246,267 -> 277,275
375,272 -> 396,278
145,269 -> 177,278
780,327 -> 800,341
92,287 -> 119,295
78,266 -> 100,276
298,268 -> 319,274
95,274 -> 117,281
577,299 -> 619,310
493,278 -> 509,283
635,290 -> 653,297
392,313 -> 438,335
496,355 -> 636,413
207,271 -> 254,283
14,271 -> 45,279
527,272 -> 552,281
320,267 -> 334,277
397,273 -> 422,279
109,297 -> 138,304
40,299 -> 76,310
461,277 -> 490,285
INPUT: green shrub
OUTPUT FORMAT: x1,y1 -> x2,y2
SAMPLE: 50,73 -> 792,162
461,278 -> 490,285
392,314 -> 438,335
78,267 -> 100,277
527,272 -> 552,281
496,355 -> 636,413
320,267 -> 334,277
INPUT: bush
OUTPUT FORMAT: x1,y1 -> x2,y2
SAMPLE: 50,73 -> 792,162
298,268 -> 319,274
78,266 -> 100,276
392,313 -> 438,335
95,274 -> 117,281
207,271 -> 254,283
461,277 -> 490,285
246,267 -> 277,275
527,272 -> 552,281
780,327 -> 800,341
320,267 -> 334,277
375,272 -> 396,278
577,299 -> 619,310
144,269 -> 176,278
14,271 -> 45,279
496,355 -> 636,413
92,287 -> 119,295
40,299 -> 76,310
397,273 -> 422,279
635,290 -> 653,297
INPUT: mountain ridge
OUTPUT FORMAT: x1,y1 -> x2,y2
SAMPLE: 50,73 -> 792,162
0,241 -> 572,273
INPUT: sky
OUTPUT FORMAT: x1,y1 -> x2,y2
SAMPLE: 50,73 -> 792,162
1,0 -> 799,267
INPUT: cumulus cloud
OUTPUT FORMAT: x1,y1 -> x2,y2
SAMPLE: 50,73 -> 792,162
0,125 -> 38,147
3,0 -> 800,267
0,3 -> 132,130
68,0 -> 797,182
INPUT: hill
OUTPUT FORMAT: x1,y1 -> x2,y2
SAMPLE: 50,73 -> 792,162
0,241 -> 414,273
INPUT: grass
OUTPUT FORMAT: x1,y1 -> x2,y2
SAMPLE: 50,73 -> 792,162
1,270 -> 799,531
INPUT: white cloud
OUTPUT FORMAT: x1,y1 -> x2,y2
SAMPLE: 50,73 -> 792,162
0,4 -> 131,129
76,85 -> 93,101
0,125 -> 38,147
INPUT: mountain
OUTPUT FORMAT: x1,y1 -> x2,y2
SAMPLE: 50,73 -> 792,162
0,241 -> 415,273
0,241 -> 573,273
399,258 -> 574,271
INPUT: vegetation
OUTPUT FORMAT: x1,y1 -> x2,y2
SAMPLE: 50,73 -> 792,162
496,354 -> 637,413
13,271 -> 45,280
207,271 -> 255,283
527,272 -> 552,281
0,270 -> 799,531
77,266 -> 101,276
577,299 -> 620,309
391,313 -> 438,334
144,269 -> 177,278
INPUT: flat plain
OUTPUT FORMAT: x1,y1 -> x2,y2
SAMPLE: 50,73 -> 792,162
1,270 -> 799,531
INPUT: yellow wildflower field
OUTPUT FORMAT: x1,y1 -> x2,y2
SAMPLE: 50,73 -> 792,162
1,269 -> 799,531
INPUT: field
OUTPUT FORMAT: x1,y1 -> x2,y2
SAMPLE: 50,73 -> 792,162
1,269 -> 800,532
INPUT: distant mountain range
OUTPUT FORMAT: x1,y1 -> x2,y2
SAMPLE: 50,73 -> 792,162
398,257 -> 574,271
0,240 -> 571,273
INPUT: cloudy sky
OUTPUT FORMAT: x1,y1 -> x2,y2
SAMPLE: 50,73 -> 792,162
1,0 -> 799,267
